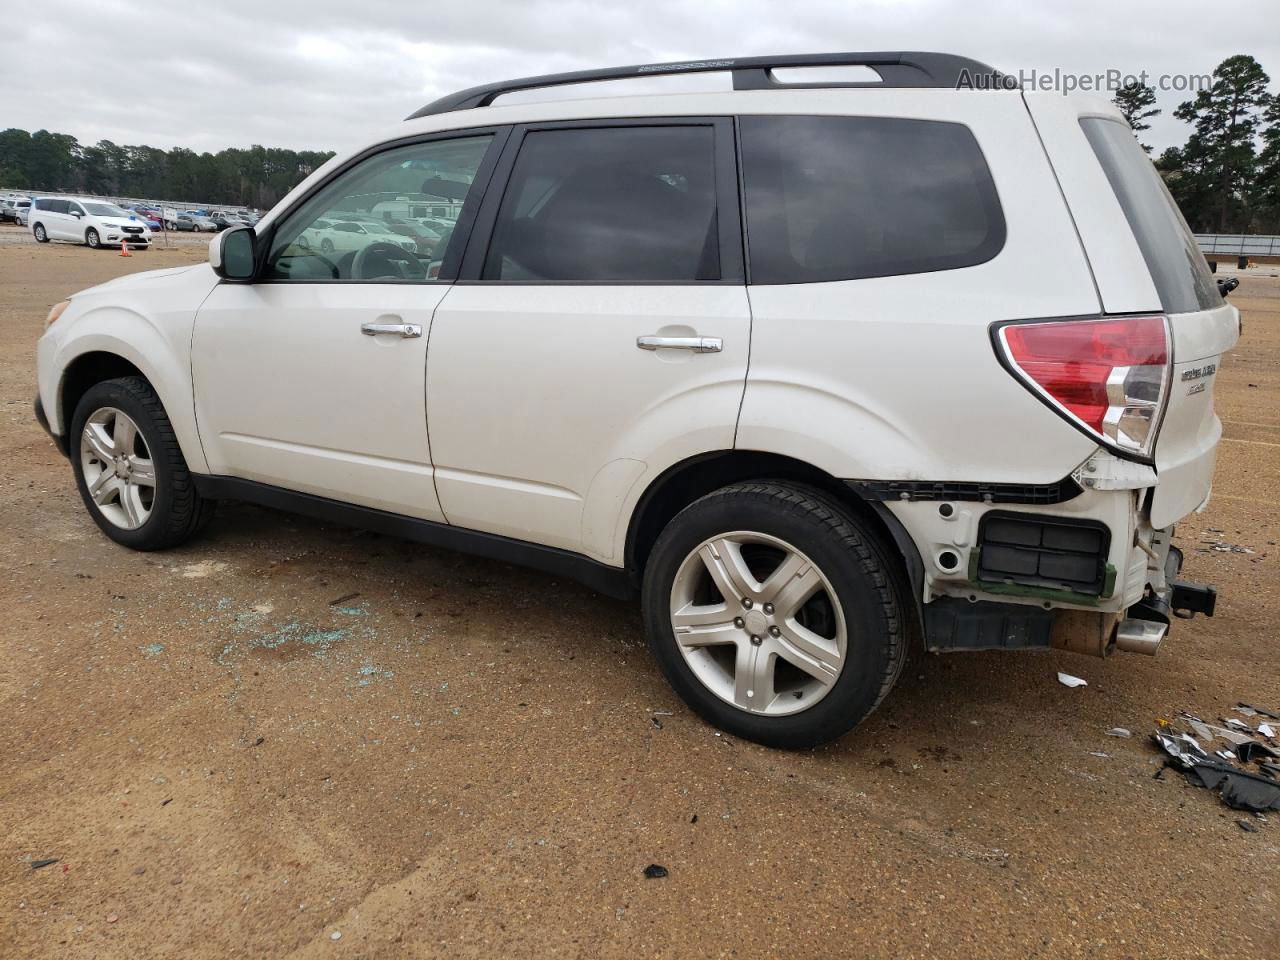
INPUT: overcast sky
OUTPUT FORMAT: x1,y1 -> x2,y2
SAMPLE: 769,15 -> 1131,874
4,0 -> 1277,157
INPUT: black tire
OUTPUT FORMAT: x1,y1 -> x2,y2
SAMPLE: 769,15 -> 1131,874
85,227 -> 100,249
642,482 -> 906,749
70,376 -> 215,550
320,238 -> 334,254
33,223 -> 49,242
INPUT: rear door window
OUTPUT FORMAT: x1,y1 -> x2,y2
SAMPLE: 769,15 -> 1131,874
1080,117 -> 1221,314
481,125 -> 722,282
739,115 -> 1005,284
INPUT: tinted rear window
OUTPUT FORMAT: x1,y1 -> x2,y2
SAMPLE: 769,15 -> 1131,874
739,116 -> 1005,284
483,125 -> 720,282
1080,117 -> 1220,314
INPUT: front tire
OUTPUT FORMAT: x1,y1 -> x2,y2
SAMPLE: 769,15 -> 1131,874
70,377 -> 214,550
85,227 -> 100,249
33,223 -> 49,242
642,482 -> 906,749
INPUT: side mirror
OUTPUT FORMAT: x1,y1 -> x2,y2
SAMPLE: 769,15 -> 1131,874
210,225 -> 256,281
70,210 -> 82,218
1217,276 -> 1240,297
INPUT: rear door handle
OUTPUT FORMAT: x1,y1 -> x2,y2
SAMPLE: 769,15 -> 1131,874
636,335 -> 722,353
361,322 -> 422,338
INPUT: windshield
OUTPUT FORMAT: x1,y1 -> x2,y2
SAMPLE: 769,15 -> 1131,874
83,203 -> 129,217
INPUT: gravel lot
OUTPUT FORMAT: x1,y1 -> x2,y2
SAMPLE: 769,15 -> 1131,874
0,223 -> 1277,958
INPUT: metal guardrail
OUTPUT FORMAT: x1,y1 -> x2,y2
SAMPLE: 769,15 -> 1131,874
1195,234 -> 1280,257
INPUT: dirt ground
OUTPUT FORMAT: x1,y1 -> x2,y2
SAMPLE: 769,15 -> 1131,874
0,223 -> 1276,959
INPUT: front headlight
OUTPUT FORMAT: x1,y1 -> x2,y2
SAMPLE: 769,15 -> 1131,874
45,299 -> 70,329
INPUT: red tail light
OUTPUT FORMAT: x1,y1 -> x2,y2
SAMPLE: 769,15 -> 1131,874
996,315 -> 1170,460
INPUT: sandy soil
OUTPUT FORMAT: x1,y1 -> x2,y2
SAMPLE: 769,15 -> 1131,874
0,224 -> 1276,959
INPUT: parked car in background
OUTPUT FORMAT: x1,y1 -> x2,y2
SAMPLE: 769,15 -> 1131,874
209,211 -> 246,230
166,213 -> 216,232
29,197 -> 150,248
17,200 -> 34,226
1,197 -> 31,223
379,217 -> 443,256
296,218 -> 418,256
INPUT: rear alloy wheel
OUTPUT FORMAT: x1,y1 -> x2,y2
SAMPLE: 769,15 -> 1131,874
669,531 -> 847,717
643,482 -> 906,748
85,227 -> 101,249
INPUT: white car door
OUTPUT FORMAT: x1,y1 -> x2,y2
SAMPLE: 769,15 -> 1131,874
191,131 -> 504,521
50,199 -> 76,240
426,120 -> 751,559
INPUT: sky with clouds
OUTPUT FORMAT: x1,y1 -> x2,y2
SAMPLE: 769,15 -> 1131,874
3,0 -> 1277,157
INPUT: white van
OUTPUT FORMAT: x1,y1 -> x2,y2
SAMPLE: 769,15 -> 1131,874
29,197 -> 151,249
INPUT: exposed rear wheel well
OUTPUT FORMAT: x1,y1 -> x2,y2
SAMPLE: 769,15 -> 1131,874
625,451 -> 920,593
60,353 -> 147,433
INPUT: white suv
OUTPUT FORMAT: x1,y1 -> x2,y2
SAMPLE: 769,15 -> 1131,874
30,196 -> 152,249
33,54 -> 1239,747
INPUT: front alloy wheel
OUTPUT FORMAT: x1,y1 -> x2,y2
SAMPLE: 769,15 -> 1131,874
80,407 -> 155,529
70,376 -> 214,550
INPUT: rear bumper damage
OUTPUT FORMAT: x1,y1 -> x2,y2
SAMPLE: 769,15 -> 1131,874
921,540 -> 1216,658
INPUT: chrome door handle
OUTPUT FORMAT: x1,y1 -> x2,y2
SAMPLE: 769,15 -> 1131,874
361,322 -> 422,338
636,335 -> 722,353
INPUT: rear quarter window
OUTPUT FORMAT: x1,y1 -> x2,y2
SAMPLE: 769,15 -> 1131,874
1080,117 -> 1221,315
739,115 -> 1005,284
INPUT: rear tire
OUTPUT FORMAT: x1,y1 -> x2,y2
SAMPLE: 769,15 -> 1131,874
70,377 -> 215,551
33,223 -> 49,243
642,482 -> 906,749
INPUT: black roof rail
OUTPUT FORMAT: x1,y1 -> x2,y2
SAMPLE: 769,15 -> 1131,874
407,52 -> 1004,119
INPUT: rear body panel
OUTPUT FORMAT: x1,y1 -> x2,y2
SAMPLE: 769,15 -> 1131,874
737,90 -> 1100,486
1024,92 -> 1239,531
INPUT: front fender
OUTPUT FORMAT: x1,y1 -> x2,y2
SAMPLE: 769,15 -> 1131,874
41,305 -> 208,475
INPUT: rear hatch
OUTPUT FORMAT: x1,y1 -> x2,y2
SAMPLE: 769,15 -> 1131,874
1077,116 -> 1239,527
1025,94 -> 1239,530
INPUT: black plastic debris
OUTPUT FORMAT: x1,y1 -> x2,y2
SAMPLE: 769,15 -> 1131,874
643,864 -> 668,879
31,859 -> 58,870
1187,764 -> 1280,812
329,591 -> 360,606
1235,741 -> 1280,764
1154,732 -> 1280,813
1239,702 -> 1280,720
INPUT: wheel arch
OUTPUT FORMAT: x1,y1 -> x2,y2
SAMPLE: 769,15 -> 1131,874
50,331 -> 209,475
624,450 -> 925,617
60,352 -> 147,437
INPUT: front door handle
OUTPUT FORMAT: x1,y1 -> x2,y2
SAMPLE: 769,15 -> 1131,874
361,322 -> 422,338
636,335 -> 722,353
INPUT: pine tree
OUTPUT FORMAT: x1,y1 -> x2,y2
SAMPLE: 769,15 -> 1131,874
1113,81 -> 1160,152
1170,55 -> 1271,232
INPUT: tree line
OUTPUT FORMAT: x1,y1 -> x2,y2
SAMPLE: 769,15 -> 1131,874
2,52 -> 1279,229
0,129 -> 334,209
1115,54 -> 1278,234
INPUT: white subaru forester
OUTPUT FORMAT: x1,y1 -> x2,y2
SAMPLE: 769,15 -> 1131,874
34,53 -> 1239,747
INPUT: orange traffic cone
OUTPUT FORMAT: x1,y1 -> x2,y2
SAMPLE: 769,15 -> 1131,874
119,239 -> 131,258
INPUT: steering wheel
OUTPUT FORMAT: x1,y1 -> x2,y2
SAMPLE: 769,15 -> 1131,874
351,242 -> 425,280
